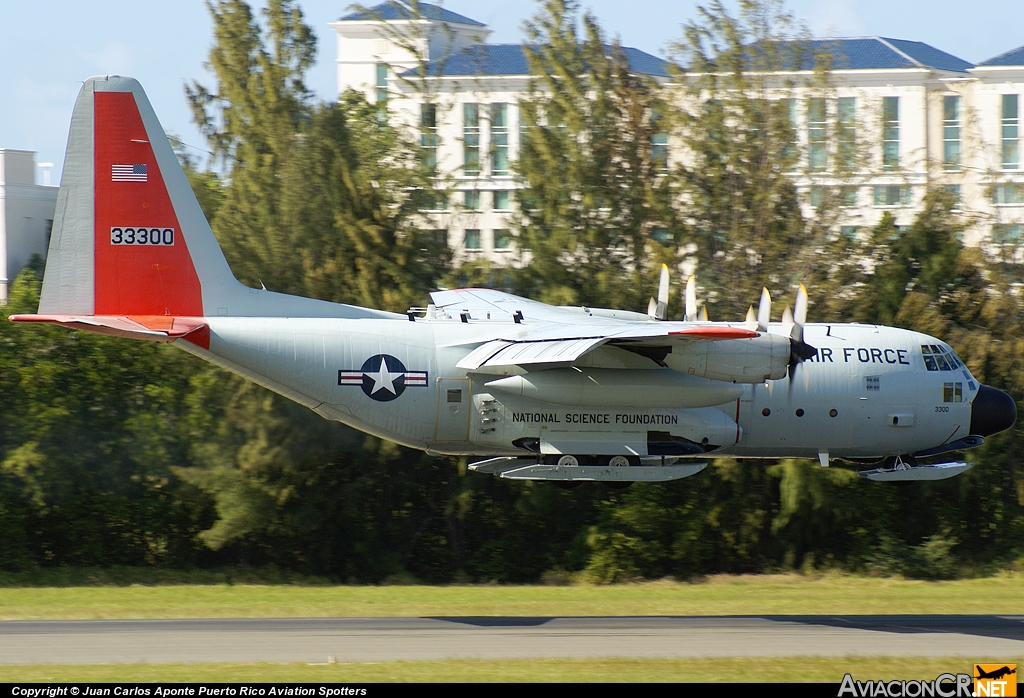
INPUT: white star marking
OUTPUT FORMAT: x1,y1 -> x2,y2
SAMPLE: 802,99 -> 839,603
368,357 -> 401,395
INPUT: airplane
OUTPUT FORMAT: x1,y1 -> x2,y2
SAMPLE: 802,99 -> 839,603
9,76 -> 1017,486
975,666 -> 1016,681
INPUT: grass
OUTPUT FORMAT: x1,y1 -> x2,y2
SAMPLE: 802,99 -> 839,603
0,573 -> 1021,620
0,657 -> 1012,683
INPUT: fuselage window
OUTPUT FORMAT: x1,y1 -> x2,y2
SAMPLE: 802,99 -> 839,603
943,382 -> 963,403
921,344 -> 961,371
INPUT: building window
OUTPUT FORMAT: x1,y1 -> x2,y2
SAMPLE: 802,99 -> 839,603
652,228 -> 671,244
783,98 -> 797,171
375,64 -> 388,104
944,184 -> 961,210
421,104 -> 438,169
810,185 -> 827,208
840,226 -> 860,241
993,224 -> 1022,244
651,109 -> 668,172
493,190 -> 511,210
493,229 -> 512,250
464,229 -> 482,250
464,190 -> 481,210
419,191 -> 447,211
808,98 -> 827,171
943,96 -> 961,170
840,186 -> 858,207
1004,95 -> 1019,170
463,103 -> 480,176
993,184 -> 1024,205
431,229 -> 448,246
882,96 -> 899,171
491,104 -> 509,176
874,185 -> 911,207
838,97 -> 856,170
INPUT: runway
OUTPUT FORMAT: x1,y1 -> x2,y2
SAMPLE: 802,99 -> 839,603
1,615 -> 1023,664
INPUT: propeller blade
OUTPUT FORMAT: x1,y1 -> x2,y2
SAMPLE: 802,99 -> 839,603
685,275 -> 697,322
657,264 -> 670,308
792,283 -> 808,342
784,284 -> 817,388
701,305 -> 709,322
757,287 -> 771,332
745,305 -> 757,328
648,265 -> 670,320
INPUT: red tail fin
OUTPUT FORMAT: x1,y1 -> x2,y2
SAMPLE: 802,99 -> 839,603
93,90 -> 203,316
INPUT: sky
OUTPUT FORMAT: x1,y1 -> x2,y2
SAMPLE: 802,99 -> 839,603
2,0 -> 1021,184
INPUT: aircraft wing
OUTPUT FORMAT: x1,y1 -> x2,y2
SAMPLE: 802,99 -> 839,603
430,288 -> 650,323
438,288 -> 789,383
455,321 -> 760,370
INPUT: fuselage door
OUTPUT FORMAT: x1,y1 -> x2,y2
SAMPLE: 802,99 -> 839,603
436,378 -> 471,441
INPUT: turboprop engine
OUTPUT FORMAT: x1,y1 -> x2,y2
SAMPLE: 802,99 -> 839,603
663,333 -> 791,383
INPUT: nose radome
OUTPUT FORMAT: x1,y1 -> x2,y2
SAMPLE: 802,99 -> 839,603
970,385 -> 1017,437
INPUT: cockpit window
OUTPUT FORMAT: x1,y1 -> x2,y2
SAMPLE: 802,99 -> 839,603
921,344 -> 962,371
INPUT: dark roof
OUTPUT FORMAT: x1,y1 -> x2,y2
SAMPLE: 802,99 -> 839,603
880,38 -> 973,72
339,2 -> 485,27
977,44 -> 1024,67
735,37 -> 971,73
401,43 -> 671,78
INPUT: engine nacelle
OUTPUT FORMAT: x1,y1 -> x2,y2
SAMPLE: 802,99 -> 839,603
665,333 -> 790,383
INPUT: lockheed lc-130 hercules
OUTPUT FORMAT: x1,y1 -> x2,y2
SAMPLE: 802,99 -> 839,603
11,76 -> 1017,485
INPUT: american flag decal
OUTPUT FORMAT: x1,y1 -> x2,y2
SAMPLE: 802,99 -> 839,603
337,354 -> 429,401
112,163 -> 147,182
403,372 -> 428,386
337,371 -> 365,386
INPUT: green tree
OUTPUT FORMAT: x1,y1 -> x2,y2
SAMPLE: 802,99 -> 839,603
277,94 -> 449,311
186,0 -> 316,291
512,0 -> 679,309
667,0 -> 843,319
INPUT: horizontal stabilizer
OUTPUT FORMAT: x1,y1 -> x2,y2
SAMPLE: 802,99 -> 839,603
9,314 -> 209,348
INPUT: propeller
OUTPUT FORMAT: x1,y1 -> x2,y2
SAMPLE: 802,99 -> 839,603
648,264 -> 670,320
684,275 -> 697,322
746,287 -> 771,331
782,284 -> 817,392
757,287 -> 771,333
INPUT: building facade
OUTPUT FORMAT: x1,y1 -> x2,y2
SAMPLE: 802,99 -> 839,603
332,3 -> 1024,263
0,150 -> 57,303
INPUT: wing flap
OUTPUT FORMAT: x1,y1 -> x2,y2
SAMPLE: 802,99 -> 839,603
456,340 -> 515,370
458,337 -> 608,370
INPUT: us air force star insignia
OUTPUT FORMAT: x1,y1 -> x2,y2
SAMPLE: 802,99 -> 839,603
337,354 -> 429,402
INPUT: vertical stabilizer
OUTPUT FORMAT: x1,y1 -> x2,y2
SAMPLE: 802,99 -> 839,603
29,75 -> 401,322
39,75 -> 231,317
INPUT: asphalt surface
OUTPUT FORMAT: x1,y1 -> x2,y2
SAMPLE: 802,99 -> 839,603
1,615 -> 1023,664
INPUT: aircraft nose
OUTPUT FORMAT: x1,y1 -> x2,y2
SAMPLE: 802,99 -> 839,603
970,385 -> 1017,437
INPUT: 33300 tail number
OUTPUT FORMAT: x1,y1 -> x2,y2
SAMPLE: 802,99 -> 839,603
110,227 -> 175,246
